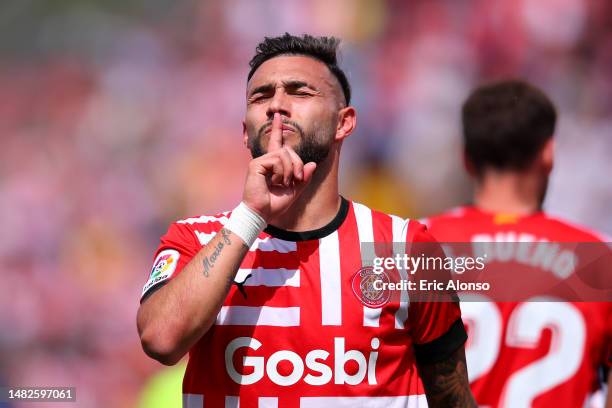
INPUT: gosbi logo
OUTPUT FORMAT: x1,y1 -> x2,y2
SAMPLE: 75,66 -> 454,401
150,253 -> 174,279
351,266 -> 391,308
225,337 -> 380,386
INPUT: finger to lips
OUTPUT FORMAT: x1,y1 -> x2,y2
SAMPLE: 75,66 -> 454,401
268,112 -> 283,152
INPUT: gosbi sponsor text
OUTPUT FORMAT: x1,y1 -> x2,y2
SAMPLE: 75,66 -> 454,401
225,337 -> 381,386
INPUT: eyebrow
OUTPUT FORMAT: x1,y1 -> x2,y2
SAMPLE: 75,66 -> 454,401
248,80 -> 318,97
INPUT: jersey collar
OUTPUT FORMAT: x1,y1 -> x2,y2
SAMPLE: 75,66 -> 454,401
264,197 -> 349,241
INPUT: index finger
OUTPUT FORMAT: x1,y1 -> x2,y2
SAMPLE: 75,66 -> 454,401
268,112 -> 283,152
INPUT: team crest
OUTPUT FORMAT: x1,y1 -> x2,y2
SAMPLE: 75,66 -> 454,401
351,266 -> 391,308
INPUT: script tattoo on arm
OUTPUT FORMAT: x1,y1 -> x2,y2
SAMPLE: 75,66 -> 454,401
417,346 -> 477,408
202,228 -> 234,277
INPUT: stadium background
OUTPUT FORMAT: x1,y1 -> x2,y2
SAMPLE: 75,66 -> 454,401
1,0 -> 611,406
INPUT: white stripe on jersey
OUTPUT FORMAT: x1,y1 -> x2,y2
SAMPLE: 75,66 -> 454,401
250,236 -> 297,253
319,230 -> 342,326
183,393 -> 203,408
391,215 -> 410,329
195,231 -> 215,245
353,202 -> 376,263
194,231 -> 297,253
258,397 -> 278,407
353,202 -> 382,328
216,306 -> 300,326
234,268 -> 300,287
225,396 -> 239,408
178,213 -> 230,225
221,397 -> 279,408
299,394 -> 427,407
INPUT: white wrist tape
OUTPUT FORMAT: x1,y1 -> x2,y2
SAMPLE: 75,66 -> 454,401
226,202 -> 267,247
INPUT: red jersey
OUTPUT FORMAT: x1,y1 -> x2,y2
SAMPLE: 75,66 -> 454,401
424,206 -> 612,408
141,198 -> 465,407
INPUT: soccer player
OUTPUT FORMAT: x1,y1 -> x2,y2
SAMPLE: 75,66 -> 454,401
423,79 -> 611,407
136,34 -> 476,407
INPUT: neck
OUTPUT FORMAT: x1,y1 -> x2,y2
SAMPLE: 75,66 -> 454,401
474,170 -> 546,215
268,149 -> 341,231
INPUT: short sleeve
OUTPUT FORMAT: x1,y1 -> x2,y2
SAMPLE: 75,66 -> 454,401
140,222 -> 201,303
405,220 -> 468,364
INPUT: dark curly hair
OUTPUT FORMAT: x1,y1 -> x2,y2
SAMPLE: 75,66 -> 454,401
462,79 -> 557,175
248,33 -> 351,105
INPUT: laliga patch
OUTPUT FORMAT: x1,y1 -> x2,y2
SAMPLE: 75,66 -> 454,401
351,266 -> 391,308
142,249 -> 180,296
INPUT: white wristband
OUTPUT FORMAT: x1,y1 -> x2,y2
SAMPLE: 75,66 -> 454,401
226,202 -> 267,247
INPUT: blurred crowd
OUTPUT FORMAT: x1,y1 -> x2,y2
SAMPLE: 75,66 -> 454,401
1,0 -> 611,406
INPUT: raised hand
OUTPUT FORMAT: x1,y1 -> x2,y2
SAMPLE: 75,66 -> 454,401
242,113 -> 316,221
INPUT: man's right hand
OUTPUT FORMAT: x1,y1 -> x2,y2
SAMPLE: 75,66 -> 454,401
138,114 -> 317,365
242,113 -> 317,221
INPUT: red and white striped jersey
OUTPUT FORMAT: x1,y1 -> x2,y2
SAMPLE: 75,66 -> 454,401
424,206 -> 612,408
141,198 -> 465,407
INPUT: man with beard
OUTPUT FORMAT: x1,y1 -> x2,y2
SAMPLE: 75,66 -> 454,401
137,33 -> 475,407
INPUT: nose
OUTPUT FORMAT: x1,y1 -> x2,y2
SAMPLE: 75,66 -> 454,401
266,88 -> 290,120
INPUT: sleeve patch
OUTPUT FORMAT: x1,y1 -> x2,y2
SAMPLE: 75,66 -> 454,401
142,249 -> 180,297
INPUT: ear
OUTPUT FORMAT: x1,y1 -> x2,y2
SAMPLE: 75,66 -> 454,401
539,138 -> 554,174
335,106 -> 356,141
242,121 -> 248,148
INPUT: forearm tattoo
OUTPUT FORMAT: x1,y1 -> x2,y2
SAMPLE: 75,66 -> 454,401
202,228 -> 233,277
418,347 -> 477,408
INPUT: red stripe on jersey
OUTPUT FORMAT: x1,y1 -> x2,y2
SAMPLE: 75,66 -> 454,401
242,251 -> 300,269
222,286 -> 301,307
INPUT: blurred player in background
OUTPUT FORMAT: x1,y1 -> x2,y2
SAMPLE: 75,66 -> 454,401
423,79 -> 611,407
136,33 -> 475,407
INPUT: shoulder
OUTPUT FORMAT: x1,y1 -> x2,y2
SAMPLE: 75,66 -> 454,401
348,200 -> 436,243
349,200 -> 406,239
175,210 -> 232,227
420,206 -> 471,229
538,212 -> 610,242
163,210 -> 232,247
